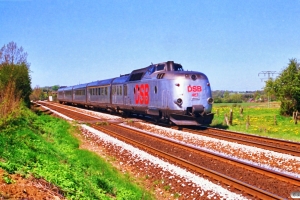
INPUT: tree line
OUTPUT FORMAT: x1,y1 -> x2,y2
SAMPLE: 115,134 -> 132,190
30,85 -> 60,101
212,90 -> 270,103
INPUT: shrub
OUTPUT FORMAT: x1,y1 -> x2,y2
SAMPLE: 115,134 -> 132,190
0,81 -> 22,128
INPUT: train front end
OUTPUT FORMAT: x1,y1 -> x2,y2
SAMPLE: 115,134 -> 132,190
168,69 -> 214,125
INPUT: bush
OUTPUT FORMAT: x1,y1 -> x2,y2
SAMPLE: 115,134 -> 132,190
0,63 -> 32,107
0,81 -> 22,128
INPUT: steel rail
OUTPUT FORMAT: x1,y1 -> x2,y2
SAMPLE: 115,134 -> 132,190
113,124 -> 300,187
93,124 -> 285,200
181,127 -> 300,157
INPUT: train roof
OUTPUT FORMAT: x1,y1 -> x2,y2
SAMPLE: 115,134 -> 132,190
112,74 -> 130,84
58,86 -> 73,91
73,83 -> 88,90
87,78 -> 115,87
127,61 -> 185,81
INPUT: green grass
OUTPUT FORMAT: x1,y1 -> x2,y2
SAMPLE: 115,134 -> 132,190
0,106 -> 154,199
210,102 -> 300,142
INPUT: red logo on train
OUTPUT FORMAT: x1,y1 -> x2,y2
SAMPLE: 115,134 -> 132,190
135,84 -> 149,104
188,85 -> 202,92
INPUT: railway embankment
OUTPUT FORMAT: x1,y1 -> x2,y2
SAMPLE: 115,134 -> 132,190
0,104 -> 154,200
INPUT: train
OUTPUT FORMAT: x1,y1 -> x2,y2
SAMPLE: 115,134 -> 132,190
57,61 -> 214,125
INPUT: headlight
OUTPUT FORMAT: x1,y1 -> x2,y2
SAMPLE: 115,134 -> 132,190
177,98 -> 183,105
207,97 -> 214,104
174,98 -> 183,107
191,74 -> 197,80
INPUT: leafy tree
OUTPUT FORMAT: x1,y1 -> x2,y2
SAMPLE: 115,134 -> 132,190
52,85 -> 60,91
30,86 -> 43,101
0,42 -> 32,107
0,63 -> 32,106
265,59 -> 300,115
223,91 -> 230,100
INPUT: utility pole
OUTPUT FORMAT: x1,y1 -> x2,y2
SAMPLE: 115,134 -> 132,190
258,71 -> 278,108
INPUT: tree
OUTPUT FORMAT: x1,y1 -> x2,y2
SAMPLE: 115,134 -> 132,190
0,41 -> 30,67
0,63 -> 32,106
0,42 -> 32,107
52,85 -> 60,91
265,59 -> 300,115
30,86 -> 43,101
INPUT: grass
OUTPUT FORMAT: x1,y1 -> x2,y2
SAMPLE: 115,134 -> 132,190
0,105 -> 154,199
210,102 -> 300,142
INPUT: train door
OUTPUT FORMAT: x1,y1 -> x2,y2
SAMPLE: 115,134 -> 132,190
152,80 -> 159,107
87,88 -> 90,102
112,85 -> 117,104
123,84 -> 129,105
162,90 -> 169,108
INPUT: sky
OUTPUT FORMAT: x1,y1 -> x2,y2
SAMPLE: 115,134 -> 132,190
1,0 -> 299,91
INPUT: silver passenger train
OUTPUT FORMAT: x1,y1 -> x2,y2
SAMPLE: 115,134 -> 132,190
57,61 -> 214,125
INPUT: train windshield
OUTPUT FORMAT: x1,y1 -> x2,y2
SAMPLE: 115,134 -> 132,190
173,64 -> 184,71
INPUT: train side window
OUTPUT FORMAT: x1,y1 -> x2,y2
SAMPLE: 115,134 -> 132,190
129,72 -> 144,81
174,64 -> 184,71
117,86 -> 119,95
156,64 -> 165,71
154,86 -> 157,94
124,85 -> 127,96
120,86 -> 122,95
105,87 -> 107,95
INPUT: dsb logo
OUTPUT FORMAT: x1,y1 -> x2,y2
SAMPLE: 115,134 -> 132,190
187,85 -> 202,92
135,84 -> 149,104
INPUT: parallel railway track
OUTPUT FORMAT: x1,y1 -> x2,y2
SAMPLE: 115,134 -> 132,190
177,126 -> 300,157
37,101 -> 300,199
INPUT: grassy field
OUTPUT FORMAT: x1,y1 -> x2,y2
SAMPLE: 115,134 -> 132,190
210,102 -> 300,142
0,105 -> 154,199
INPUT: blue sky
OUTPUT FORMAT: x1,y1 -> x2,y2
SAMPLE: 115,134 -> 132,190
1,0 -> 299,91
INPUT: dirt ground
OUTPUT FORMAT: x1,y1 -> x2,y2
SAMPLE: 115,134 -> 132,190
0,168 -> 64,199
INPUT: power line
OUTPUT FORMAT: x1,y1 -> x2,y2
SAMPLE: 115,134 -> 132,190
258,71 -> 278,108
258,71 -> 278,82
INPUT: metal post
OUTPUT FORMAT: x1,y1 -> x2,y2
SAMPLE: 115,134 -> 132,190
258,71 -> 278,108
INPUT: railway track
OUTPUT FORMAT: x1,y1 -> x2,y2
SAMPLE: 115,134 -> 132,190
36,101 -> 300,199
178,126 -> 300,157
